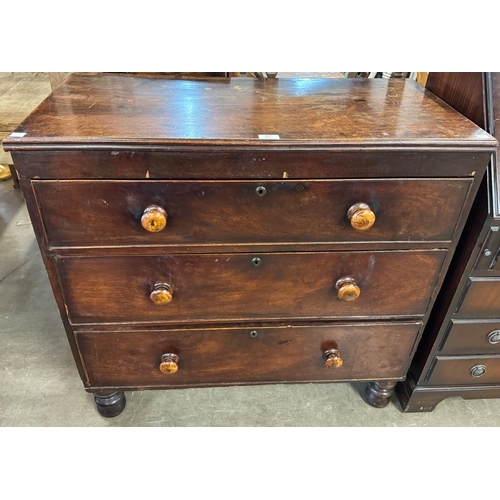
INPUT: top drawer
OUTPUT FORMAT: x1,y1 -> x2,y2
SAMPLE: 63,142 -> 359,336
33,178 -> 471,248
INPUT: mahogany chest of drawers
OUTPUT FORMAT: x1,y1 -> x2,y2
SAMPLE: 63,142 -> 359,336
2,74 -> 495,417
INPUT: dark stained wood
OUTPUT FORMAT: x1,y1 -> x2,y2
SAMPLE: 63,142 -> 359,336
397,72 -> 500,411
2,75 -> 495,150
456,278 -> 500,317
56,251 -> 446,325
426,73 -> 486,129
398,382 -> 500,412
76,322 -> 421,388
11,150 -> 492,180
32,178 -> 472,248
4,73 -> 494,413
93,391 -> 126,418
440,320 -> 500,355
365,380 -> 398,408
406,174 -> 490,380
427,355 -> 500,386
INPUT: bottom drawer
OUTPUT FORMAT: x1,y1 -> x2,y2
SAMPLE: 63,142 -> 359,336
76,322 -> 421,388
427,355 -> 500,386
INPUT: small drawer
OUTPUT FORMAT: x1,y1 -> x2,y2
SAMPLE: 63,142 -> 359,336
474,225 -> 500,271
427,355 -> 500,386
56,250 -> 446,324
76,322 -> 422,388
33,178 -> 471,248
456,278 -> 500,318
440,320 -> 500,355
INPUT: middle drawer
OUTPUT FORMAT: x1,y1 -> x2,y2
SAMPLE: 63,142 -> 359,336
33,179 -> 471,247
56,250 -> 446,324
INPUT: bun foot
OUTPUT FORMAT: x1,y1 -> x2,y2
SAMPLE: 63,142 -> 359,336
365,381 -> 397,408
94,391 -> 126,418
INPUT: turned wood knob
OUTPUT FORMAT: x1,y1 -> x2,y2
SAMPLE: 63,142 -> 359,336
335,277 -> 360,302
323,349 -> 343,368
150,282 -> 173,305
347,202 -> 376,230
141,205 -> 167,232
159,353 -> 179,374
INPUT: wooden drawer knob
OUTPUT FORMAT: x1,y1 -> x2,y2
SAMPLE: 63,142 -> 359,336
335,277 -> 360,301
347,202 -> 376,230
141,205 -> 167,232
159,353 -> 179,374
323,348 -> 343,368
150,282 -> 173,305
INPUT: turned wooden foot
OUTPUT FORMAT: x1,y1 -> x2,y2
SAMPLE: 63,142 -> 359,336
94,391 -> 126,418
365,381 -> 397,408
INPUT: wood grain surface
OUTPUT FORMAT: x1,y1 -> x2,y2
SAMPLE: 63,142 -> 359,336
426,72 -> 486,129
455,278 -> 500,318
12,150 -> 491,180
32,178 -> 471,248
440,320 -> 500,355
427,355 -> 500,386
56,250 -> 446,324
2,74 -> 496,150
76,322 -> 421,387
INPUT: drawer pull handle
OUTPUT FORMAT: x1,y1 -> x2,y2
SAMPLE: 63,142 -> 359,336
159,353 -> 179,374
470,364 -> 487,378
323,348 -> 343,368
335,277 -> 361,302
347,202 -> 376,230
141,205 -> 168,232
487,330 -> 500,345
150,282 -> 173,305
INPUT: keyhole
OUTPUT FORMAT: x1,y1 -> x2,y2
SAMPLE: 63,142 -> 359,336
255,186 -> 267,196
252,257 -> 262,266
250,330 -> 259,338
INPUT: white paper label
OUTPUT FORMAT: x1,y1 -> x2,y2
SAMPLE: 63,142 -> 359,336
258,134 -> 280,140
10,132 -> 26,137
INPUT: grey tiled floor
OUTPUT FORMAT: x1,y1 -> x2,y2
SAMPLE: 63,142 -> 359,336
1,181 -> 500,426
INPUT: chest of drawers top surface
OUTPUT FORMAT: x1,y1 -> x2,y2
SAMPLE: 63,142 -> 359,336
2,73 -> 495,151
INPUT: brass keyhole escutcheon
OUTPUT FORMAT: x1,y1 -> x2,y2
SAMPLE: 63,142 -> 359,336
255,186 -> 267,196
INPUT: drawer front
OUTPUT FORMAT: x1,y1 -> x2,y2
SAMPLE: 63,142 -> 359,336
456,278 -> 500,318
441,320 -> 500,355
76,322 -> 422,387
427,356 -> 500,386
56,250 -> 446,324
16,150 -> 491,180
33,179 -> 471,247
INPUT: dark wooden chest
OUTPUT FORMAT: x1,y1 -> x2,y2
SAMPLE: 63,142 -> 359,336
2,74 -> 495,416
397,72 -> 500,412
